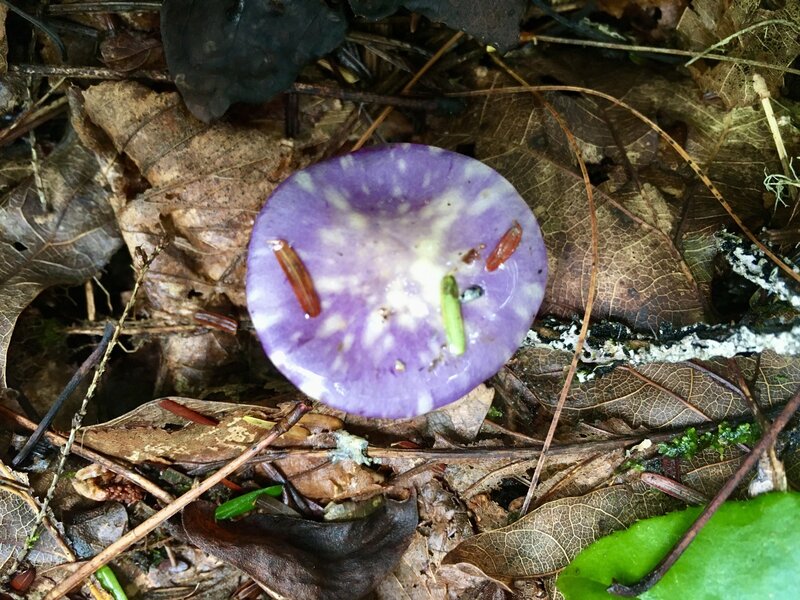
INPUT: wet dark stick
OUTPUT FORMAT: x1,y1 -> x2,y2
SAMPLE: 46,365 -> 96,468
12,322 -> 115,468
608,386 -> 800,597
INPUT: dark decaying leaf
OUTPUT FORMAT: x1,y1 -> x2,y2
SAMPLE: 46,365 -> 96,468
349,0 -> 527,51
181,497 -> 418,600
161,0 -> 348,121
0,134 -> 121,386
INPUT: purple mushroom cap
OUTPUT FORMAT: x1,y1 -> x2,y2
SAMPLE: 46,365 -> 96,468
247,144 -> 547,418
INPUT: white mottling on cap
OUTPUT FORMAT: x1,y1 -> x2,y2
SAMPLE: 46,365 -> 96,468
362,311 -> 385,348
341,332 -> 355,352
361,184 -> 371,195
429,146 -> 444,153
392,185 -> 403,197
318,313 -> 348,337
295,172 -> 315,192
339,155 -> 356,170
463,160 -> 491,179
298,374 -> 326,400
251,311 -> 284,331
397,158 -> 407,172
325,188 -> 351,212
416,391 -> 433,414
270,349 -> 288,368
469,183 -> 508,215
331,355 -> 346,373
422,172 -> 432,188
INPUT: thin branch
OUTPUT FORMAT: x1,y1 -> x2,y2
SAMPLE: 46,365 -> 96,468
519,33 -> 800,78
18,240 -> 168,566
488,55 -> 600,516
0,404 -> 173,504
45,401 -> 311,600
684,19 -> 800,67
446,85 -> 800,286
352,30 -> 464,151
608,386 -> 800,596
12,323 -> 115,468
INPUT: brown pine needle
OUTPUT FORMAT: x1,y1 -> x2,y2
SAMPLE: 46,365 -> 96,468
447,85 -> 800,287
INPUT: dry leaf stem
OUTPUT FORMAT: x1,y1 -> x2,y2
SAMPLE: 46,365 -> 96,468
17,240 -> 167,567
351,30 -> 464,151
489,56 -> 599,516
608,386 -> 800,597
44,400 -> 311,600
0,404 -> 174,503
447,85 -> 800,287
519,34 -> 800,78
12,323 -> 115,468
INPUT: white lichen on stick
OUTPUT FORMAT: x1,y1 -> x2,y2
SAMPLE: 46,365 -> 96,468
523,321 -> 800,376
716,231 -> 800,309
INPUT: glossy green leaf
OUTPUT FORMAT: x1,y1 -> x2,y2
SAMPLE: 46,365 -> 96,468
557,492 -> 800,600
95,565 -> 128,600
215,486 -> 283,521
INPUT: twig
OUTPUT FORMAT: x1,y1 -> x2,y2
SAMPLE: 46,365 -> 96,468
684,19 -> 800,67
753,73 -> 799,220
351,30 -> 464,151
608,386 -> 800,596
45,401 -> 311,600
488,55 -> 600,517
18,240 -> 167,566
46,2 -> 161,14
447,85 -> 800,286
519,33 -> 800,78
292,82 -> 442,111
8,63 -> 172,81
0,404 -> 173,503
12,322 -> 115,468
0,0 -> 65,59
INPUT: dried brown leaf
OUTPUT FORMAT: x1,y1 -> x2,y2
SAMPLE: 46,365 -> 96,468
512,349 -> 800,430
78,398 -> 334,464
0,135 -> 121,385
443,484 -> 676,579
79,81 -> 305,393
676,0 -> 800,107
0,463 -> 72,570
437,64 -> 706,330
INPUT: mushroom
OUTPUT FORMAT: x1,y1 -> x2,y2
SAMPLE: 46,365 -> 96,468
247,144 -> 547,418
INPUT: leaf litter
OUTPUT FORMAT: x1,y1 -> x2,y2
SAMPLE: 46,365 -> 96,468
0,1 -> 799,598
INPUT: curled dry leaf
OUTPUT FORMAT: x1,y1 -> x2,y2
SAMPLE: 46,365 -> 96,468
443,484 -> 677,580
78,398 -> 337,464
181,496 -> 417,600
78,80 -> 305,393
0,135 -> 121,385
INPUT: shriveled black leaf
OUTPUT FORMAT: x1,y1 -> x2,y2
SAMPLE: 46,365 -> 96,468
0,133 -> 121,386
161,0 -> 347,122
182,497 -> 418,600
349,0 -> 526,51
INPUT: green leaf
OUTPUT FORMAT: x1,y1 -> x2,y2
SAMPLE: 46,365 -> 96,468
557,492 -> 800,600
214,486 -> 283,521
